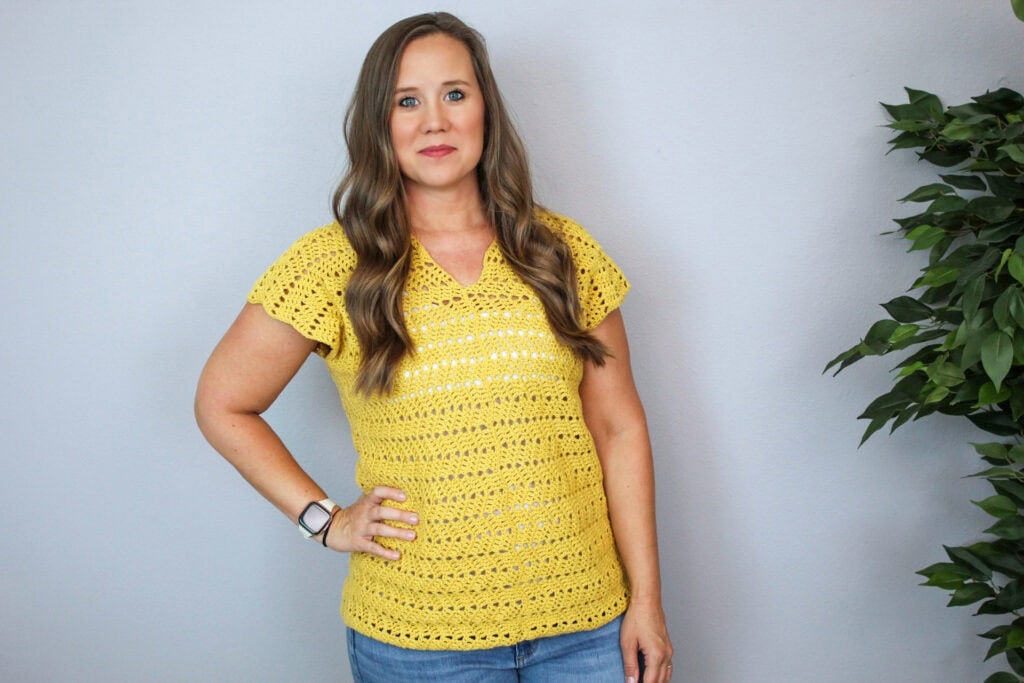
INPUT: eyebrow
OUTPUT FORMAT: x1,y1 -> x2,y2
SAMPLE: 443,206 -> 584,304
394,79 -> 473,94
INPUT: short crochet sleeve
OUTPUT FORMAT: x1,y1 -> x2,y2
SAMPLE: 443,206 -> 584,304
247,224 -> 353,357
541,211 -> 631,329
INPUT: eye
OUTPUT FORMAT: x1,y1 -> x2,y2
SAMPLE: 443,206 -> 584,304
444,89 -> 465,102
397,96 -> 418,108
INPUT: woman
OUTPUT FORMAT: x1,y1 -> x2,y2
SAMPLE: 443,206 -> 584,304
196,12 -> 673,682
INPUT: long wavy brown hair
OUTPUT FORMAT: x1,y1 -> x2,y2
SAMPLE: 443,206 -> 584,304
333,12 -> 609,395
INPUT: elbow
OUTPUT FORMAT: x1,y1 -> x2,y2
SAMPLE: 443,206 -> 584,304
193,381 -> 217,441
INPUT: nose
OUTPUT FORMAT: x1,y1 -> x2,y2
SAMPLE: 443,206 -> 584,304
421,99 -> 449,134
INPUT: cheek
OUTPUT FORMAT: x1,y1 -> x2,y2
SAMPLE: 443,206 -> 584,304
389,117 -> 413,151
467,105 -> 486,144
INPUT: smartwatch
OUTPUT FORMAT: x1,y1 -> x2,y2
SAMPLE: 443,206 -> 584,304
298,498 -> 337,538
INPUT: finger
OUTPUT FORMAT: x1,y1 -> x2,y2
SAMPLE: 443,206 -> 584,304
369,521 -> 416,541
621,644 -> 640,683
357,539 -> 402,561
368,485 -> 407,503
373,504 -> 419,526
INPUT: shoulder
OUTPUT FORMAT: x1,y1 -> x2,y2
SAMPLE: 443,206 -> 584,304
284,222 -> 357,271
534,208 -> 612,263
535,208 -> 593,242
255,222 -> 358,285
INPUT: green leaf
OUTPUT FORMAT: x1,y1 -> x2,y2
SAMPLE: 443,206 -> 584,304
946,545 -> 995,579
864,319 -> 901,344
918,561 -> 972,589
987,174 -> 1024,200
982,331 -> 1014,390
887,119 -> 935,132
997,578 -> 1024,610
949,103 -> 992,119
940,173 -> 988,191
996,288 -> 1016,332
928,195 -> 968,213
974,495 -> 1019,519
1013,332 -> 1024,364
1013,0 -> 1024,22
975,442 -> 1011,460
963,276 -> 987,322
950,581 -> 996,606
998,249 -> 1014,281
978,598 -> 1012,615
987,516 -> 1024,541
1010,288 -> 1024,328
881,296 -> 934,323
983,672 -> 1019,683
974,88 -> 1024,115
857,389 -> 912,420
1001,144 -> 1024,165
901,184 -> 953,202
824,345 -> 862,374
1011,631 -> 1024,651
971,196 -> 1018,223
968,410 -> 1022,436
987,634 -> 1012,659
908,328 -> 951,346
887,131 -> 930,150
916,265 -> 961,289
921,146 -> 972,167
1009,648 -> 1024,676
1009,445 -> 1024,464
906,224 -> 945,251
889,405 -> 918,432
993,480 -> 1024,507
898,362 -> 925,378
881,88 -> 944,122
924,385 -> 951,404
941,119 -> 976,140
972,466 -> 1024,481
888,324 -> 920,345
981,625 -> 1012,641
859,416 -> 889,446
980,220 -> 1024,244
963,317 -> 996,369
953,379 -> 984,407
970,539 -> 1024,575
977,382 -> 1013,406
928,360 -> 965,387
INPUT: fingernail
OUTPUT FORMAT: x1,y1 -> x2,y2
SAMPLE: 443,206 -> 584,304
409,514 -> 419,524
626,677 -> 636,683
406,531 -> 416,540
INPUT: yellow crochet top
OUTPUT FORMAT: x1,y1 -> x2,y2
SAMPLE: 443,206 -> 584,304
248,210 -> 631,650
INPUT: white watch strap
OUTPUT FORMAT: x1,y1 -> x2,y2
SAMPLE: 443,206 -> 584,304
298,498 -> 338,538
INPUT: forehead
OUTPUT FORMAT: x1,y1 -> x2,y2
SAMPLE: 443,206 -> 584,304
395,33 -> 477,86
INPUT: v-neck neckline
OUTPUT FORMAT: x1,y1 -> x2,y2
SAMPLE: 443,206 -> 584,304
411,235 -> 498,288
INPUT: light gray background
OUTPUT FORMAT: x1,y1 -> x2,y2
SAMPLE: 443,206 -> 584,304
3,1 -> 1023,681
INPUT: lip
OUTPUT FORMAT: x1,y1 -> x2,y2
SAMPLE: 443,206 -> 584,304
419,145 -> 456,158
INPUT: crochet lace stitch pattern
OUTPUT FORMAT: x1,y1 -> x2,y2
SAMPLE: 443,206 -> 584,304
248,211 -> 631,649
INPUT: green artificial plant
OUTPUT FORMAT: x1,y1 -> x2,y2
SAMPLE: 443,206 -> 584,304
826,84 -> 1024,682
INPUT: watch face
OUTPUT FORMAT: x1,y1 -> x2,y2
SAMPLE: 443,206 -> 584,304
299,502 -> 331,535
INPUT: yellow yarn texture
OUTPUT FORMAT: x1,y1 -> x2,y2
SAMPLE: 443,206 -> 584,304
249,211 -> 630,649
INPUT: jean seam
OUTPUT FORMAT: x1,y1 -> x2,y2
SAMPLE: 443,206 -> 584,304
347,629 -> 363,683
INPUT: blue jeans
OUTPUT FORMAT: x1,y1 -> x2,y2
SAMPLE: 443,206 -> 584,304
347,615 -> 625,682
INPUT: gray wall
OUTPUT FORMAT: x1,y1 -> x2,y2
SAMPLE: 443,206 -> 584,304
3,1 -> 1022,681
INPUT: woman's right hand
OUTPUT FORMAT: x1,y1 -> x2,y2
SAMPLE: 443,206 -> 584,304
324,486 -> 418,560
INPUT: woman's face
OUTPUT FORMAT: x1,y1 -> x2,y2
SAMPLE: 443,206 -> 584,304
389,33 -> 486,197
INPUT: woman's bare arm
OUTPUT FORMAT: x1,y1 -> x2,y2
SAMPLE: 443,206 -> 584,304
195,303 -> 417,557
580,308 -> 674,683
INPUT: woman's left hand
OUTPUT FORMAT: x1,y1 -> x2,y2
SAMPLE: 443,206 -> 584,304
620,598 -> 674,682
